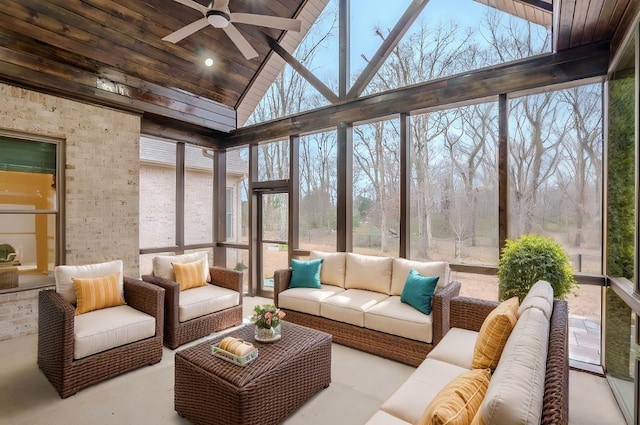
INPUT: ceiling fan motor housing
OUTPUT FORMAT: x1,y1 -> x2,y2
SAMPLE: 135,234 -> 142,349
206,10 -> 230,28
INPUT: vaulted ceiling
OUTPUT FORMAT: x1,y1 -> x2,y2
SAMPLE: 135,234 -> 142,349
0,0 -> 638,140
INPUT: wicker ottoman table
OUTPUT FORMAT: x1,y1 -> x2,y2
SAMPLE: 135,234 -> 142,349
174,321 -> 332,425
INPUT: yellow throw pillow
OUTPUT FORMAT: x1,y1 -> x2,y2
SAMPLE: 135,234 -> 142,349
173,260 -> 206,291
73,272 -> 125,315
419,369 -> 491,425
472,297 -> 519,371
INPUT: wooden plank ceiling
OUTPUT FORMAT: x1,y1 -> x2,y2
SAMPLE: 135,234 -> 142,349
0,0 -> 638,137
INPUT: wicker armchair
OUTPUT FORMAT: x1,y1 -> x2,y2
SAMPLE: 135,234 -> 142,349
143,266 -> 243,349
37,277 -> 164,398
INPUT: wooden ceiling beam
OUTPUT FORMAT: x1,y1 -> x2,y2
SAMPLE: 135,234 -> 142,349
221,41 -> 610,147
347,0 -> 430,100
266,36 -> 339,104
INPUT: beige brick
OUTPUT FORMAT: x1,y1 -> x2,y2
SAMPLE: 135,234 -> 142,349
0,82 -> 142,339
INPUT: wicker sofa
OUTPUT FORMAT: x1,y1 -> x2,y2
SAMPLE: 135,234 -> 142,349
366,280 -> 569,425
274,251 -> 461,367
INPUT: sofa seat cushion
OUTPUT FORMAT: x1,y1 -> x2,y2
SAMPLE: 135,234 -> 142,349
321,289 -> 389,327
381,358 -> 470,425
74,305 -> 156,360
345,253 -> 393,294
364,296 -> 433,343
391,258 -> 449,296
365,411 -> 411,425
178,284 -> 240,323
427,327 -> 477,369
311,251 -> 346,288
475,307 -> 550,425
278,284 -> 345,315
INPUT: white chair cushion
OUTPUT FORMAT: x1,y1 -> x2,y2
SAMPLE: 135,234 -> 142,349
427,327 -> 478,369
321,289 -> 388,327
73,304 -> 155,360
390,258 -> 450,296
55,260 -> 123,305
344,253 -> 392,294
518,280 -> 554,320
380,358 -> 470,425
364,296 -> 433,343
152,252 -> 211,283
278,284 -> 345,316
365,410 -> 411,425
477,307 -> 550,425
310,251 -> 347,288
178,284 -> 239,323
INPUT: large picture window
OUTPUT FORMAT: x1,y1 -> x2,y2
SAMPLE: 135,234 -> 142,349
0,134 -> 61,290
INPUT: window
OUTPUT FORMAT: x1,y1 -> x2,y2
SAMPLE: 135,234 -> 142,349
226,188 -> 233,239
353,117 -> 400,256
410,102 -> 498,264
299,131 -> 337,251
0,134 -> 61,289
508,84 -> 603,274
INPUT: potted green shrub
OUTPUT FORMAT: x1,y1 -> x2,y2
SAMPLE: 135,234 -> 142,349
497,234 -> 578,301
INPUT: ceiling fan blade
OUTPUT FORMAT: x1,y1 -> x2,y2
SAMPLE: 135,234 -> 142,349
172,0 -> 209,15
163,17 -> 210,43
230,13 -> 301,32
223,23 -> 259,60
212,0 -> 230,10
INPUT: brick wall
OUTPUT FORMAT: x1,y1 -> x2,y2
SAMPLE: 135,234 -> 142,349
0,82 -> 141,340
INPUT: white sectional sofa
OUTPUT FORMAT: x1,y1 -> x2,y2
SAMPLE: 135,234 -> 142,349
365,281 -> 569,425
273,251 -> 461,366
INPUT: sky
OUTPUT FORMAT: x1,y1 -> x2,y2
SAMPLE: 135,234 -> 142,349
296,0 -> 542,86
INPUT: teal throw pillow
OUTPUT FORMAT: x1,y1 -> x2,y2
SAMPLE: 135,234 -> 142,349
400,269 -> 439,315
289,258 -> 324,289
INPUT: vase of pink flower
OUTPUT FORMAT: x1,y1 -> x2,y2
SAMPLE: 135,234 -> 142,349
251,304 -> 285,342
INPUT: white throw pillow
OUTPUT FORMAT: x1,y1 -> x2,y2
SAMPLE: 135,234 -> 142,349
55,260 -> 124,304
152,252 -> 211,283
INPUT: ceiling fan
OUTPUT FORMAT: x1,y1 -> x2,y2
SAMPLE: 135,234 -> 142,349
163,0 -> 302,60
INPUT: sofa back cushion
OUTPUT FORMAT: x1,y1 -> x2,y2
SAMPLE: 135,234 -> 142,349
310,251 -> 346,288
55,259 -> 124,305
518,280 -> 554,320
153,251 -> 211,283
474,306 -> 550,425
345,253 -> 393,294
391,259 -> 449,296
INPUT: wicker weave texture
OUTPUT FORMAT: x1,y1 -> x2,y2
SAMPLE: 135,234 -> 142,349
37,277 -> 164,398
175,322 -> 332,425
273,269 -> 461,367
143,266 -> 243,349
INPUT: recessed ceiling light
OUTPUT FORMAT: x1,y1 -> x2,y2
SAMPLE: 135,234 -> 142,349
205,58 -> 214,67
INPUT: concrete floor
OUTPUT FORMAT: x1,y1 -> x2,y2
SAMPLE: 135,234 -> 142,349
0,296 -> 626,425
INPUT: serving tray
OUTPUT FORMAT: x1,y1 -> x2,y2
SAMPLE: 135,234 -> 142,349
211,342 -> 258,367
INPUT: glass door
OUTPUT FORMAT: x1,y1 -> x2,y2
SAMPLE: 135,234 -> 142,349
256,191 -> 288,297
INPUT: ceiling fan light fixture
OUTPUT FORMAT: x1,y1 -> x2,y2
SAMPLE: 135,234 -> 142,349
206,10 -> 230,28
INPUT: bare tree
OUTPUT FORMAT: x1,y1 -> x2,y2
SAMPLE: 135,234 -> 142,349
559,85 -> 603,247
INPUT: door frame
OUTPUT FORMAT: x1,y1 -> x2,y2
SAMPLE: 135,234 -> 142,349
250,180 -> 288,298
